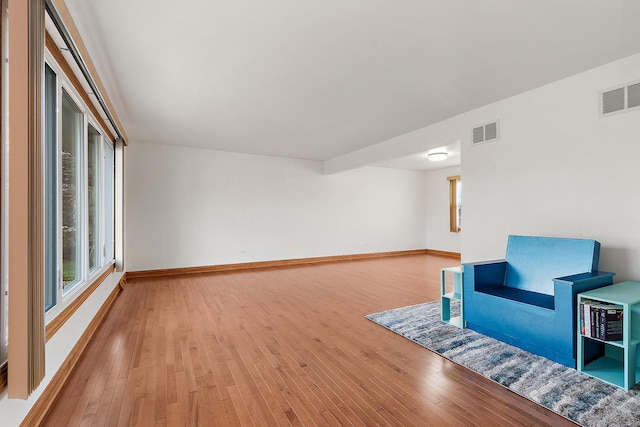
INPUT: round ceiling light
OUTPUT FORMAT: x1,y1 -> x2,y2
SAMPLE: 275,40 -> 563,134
427,152 -> 448,162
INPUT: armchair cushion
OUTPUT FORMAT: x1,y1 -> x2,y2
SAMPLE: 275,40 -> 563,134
503,235 -> 600,295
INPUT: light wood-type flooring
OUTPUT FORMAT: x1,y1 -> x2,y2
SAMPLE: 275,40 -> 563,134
42,255 -> 576,426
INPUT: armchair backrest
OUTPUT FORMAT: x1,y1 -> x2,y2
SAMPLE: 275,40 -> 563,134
504,235 -> 601,295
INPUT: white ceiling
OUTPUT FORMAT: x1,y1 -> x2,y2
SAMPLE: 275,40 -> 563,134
373,141 -> 461,171
64,0 -> 640,169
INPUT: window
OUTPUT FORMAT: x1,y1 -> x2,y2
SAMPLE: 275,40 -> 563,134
103,142 -> 115,264
44,59 -> 116,316
448,175 -> 461,232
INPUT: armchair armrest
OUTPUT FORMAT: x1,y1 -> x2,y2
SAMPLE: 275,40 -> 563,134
553,271 -> 616,309
463,260 -> 507,291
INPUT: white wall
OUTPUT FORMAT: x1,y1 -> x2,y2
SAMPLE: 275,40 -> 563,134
0,272 -> 123,426
125,142 -> 427,271
364,52 -> 640,280
461,52 -> 640,281
425,166 -> 461,253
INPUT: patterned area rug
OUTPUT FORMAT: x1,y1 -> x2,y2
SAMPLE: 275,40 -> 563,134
366,301 -> 640,427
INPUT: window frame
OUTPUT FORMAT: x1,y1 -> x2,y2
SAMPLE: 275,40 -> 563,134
102,140 -> 116,265
44,51 -> 116,324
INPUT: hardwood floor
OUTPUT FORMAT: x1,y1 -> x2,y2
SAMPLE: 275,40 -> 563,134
42,255 -> 576,426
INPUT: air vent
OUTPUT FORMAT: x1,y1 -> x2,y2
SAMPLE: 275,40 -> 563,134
472,120 -> 500,145
472,126 -> 484,144
602,87 -> 625,114
628,82 -> 640,109
600,79 -> 640,117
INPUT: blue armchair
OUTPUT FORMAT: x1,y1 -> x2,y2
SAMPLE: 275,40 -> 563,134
463,235 -> 615,368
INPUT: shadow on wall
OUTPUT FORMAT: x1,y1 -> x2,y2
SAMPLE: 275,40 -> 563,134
599,246 -> 635,282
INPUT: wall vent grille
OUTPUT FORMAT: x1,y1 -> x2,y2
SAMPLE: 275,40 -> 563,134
472,120 -> 499,145
628,82 -> 640,109
600,80 -> 640,117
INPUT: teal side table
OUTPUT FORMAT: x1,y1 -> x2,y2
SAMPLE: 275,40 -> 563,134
441,266 -> 464,328
577,281 -> 640,390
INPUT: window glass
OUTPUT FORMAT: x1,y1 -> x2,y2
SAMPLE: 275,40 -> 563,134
61,90 -> 83,289
45,64 -> 57,310
87,125 -> 100,271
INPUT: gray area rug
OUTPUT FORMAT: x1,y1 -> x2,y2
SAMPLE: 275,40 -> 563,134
366,301 -> 640,427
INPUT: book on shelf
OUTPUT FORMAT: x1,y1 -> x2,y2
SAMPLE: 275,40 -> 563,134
591,301 -> 599,338
600,304 -> 623,341
580,299 -> 593,337
580,299 -> 623,341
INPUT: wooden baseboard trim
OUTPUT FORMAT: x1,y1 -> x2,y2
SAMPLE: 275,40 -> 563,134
126,249 -> 430,280
119,272 -> 128,288
21,277 -> 125,427
425,249 -> 462,260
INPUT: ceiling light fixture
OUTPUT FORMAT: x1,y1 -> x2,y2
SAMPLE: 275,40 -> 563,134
427,152 -> 448,162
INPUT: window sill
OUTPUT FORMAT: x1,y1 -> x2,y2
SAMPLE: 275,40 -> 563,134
45,264 -> 115,342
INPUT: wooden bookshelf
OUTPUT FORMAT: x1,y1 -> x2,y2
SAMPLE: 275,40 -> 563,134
577,281 -> 640,390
